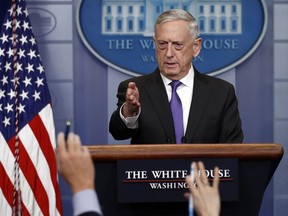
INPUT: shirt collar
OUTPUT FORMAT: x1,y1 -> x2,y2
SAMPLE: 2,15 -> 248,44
160,64 -> 194,89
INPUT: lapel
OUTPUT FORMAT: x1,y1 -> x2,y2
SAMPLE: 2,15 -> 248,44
142,69 -> 175,140
185,69 -> 211,142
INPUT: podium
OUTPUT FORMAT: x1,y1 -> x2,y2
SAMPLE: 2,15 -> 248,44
89,143 -> 283,216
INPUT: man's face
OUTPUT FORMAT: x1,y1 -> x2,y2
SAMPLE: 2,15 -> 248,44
154,20 -> 201,80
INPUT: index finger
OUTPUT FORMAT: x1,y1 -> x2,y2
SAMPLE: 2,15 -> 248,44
128,82 -> 137,89
198,161 -> 209,185
213,166 -> 220,189
57,132 -> 66,153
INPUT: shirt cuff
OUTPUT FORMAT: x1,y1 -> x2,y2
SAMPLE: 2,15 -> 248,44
73,189 -> 103,216
119,103 -> 141,129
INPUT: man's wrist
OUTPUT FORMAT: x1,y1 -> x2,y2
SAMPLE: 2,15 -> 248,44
122,103 -> 139,117
72,184 -> 95,194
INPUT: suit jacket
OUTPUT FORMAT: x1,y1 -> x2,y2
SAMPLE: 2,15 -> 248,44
109,68 -> 244,144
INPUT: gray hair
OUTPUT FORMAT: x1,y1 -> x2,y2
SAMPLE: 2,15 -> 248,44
154,9 -> 199,39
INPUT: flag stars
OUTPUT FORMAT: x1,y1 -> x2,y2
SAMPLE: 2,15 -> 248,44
9,34 -> 18,43
8,8 -> 13,16
37,64 -> 44,74
27,49 -> 36,59
19,35 -> 28,45
16,62 -> 23,73
3,116 -> 11,127
3,20 -> 12,30
18,48 -> 25,59
11,77 -> 20,86
18,103 -> 26,114
0,89 -> 5,99
23,8 -> 29,17
29,37 -> 36,46
35,77 -> 44,87
23,76 -> 32,87
7,89 -> 16,99
32,90 -> 41,101
0,48 -> 5,57
16,6 -> 23,16
22,21 -> 30,31
0,33 -> 9,44
13,20 -> 21,30
1,3 -> 51,134
4,103 -> 13,114
1,75 -> 8,85
6,47 -> 14,58
4,62 -> 11,72
25,63 -> 34,73
19,90 -> 29,101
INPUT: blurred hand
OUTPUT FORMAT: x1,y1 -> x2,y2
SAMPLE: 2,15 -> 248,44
185,161 -> 220,216
122,82 -> 141,117
56,132 -> 95,194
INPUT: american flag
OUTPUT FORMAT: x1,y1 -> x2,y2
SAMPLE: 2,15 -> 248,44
0,0 -> 62,215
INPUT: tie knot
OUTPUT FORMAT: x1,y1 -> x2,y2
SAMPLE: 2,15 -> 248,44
170,80 -> 182,91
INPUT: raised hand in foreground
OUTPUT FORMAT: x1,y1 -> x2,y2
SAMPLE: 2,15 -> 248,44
186,161 -> 220,216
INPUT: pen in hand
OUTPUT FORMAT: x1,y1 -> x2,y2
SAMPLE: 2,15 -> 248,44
64,121 -> 71,145
189,163 -> 194,216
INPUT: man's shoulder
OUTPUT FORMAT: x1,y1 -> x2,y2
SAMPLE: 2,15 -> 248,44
195,70 -> 234,88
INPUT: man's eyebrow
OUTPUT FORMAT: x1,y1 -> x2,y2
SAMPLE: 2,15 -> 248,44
157,40 -> 183,43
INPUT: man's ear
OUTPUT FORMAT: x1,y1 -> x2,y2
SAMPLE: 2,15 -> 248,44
192,38 -> 202,57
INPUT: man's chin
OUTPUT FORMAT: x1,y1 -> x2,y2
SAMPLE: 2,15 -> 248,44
161,71 -> 181,79
163,69 -> 179,76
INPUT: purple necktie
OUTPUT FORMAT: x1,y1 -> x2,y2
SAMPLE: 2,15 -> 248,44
170,80 -> 184,144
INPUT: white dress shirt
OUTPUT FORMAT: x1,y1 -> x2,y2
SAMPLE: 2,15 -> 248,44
160,67 -> 194,134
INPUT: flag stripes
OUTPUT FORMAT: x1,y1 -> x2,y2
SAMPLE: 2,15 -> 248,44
1,104 -> 62,215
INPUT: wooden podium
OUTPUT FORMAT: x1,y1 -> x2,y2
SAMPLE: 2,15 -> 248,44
89,144 -> 283,216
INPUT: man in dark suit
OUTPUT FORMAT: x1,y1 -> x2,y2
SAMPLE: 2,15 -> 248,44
109,9 -> 243,144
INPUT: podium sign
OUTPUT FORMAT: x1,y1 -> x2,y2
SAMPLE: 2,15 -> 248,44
117,158 -> 238,203
91,143 -> 283,216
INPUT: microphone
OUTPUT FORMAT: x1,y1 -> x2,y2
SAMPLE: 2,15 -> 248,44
167,138 -> 172,144
181,136 -> 187,144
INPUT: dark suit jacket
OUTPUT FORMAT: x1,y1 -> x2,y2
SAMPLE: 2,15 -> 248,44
109,68 -> 244,144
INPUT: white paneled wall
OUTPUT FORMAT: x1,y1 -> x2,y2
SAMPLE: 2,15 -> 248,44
273,1 -> 288,216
